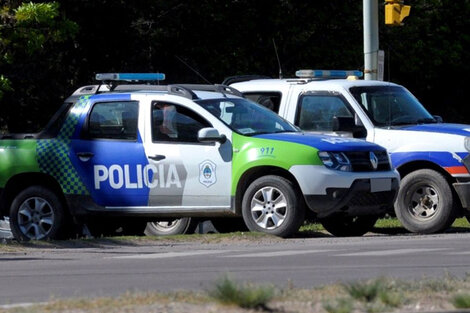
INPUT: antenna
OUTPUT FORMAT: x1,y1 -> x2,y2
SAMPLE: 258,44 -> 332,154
175,56 -> 212,84
272,38 -> 283,79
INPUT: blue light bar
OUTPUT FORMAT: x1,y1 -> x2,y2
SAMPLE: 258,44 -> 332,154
295,70 -> 363,79
95,73 -> 166,81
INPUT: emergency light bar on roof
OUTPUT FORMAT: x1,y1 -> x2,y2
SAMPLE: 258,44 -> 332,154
95,73 -> 166,81
295,70 -> 363,79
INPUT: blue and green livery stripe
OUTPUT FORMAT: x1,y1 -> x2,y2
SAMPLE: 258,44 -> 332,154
37,96 -> 90,195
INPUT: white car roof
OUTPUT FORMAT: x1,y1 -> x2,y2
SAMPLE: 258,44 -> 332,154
232,78 -> 400,90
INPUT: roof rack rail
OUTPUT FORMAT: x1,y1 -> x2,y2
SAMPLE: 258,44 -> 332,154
167,85 -> 199,100
222,75 -> 271,86
177,84 -> 244,98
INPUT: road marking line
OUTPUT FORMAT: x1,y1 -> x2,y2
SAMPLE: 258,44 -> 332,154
224,249 -> 332,258
446,251 -> 470,255
0,302 -> 47,309
335,248 -> 448,257
108,250 -> 228,259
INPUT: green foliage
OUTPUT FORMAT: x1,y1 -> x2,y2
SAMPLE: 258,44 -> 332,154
15,2 -> 59,24
0,74 -> 12,98
343,279 -> 386,303
453,293 -> 470,309
0,1 -> 78,131
379,290 -> 404,308
323,298 -> 354,313
0,0 -> 468,132
11,2 -> 78,55
209,275 -> 275,309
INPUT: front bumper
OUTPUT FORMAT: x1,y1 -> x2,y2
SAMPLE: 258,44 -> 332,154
289,165 -> 400,218
453,181 -> 470,209
305,178 -> 399,218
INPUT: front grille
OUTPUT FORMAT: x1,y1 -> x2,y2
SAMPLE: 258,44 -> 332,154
344,150 -> 391,172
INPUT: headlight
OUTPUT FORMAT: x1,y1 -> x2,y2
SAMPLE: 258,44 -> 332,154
465,137 -> 470,152
318,151 -> 352,171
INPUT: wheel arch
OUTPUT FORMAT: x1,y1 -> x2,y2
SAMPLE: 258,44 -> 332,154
396,160 -> 464,214
397,160 -> 455,184
234,166 -> 306,215
0,173 -> 68,217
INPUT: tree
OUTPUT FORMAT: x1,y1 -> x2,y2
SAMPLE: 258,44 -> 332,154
0,1 -> 77,133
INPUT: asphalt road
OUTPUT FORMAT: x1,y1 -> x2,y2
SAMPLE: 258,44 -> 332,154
1,232 -> 470,306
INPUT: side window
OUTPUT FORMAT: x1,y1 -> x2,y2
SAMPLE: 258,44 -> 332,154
296,95 -> 353,131
87,101 -> 138,140
244,92 -> 281,113
151,101 -> 211,143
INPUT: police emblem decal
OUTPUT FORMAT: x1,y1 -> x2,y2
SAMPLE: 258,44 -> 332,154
199,160 -> 217,187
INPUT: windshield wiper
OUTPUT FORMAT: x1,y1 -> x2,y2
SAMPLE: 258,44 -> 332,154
416,118 -> 437,124
248,130 -> 298,136
389,117 -> 436,126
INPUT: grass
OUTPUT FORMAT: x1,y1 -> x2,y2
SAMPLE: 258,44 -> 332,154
299,216 -> 470,236
209,275 -> 275,309
453,293 -> 470,308
323,298 -> 354,313
343,278 -> 386,302
2,275 -> 470,313
1,217 -> 468,251
0,231 -> 279,251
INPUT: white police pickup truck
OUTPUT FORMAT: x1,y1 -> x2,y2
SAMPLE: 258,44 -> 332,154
0,73 -> 399,240
231,70 -> 470,234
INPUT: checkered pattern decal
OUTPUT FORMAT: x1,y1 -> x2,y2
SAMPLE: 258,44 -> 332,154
37,96 -> 90,195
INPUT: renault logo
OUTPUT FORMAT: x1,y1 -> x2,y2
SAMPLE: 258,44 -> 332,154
369,152 -> 378,170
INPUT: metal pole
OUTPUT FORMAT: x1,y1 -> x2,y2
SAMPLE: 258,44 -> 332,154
363,0 -> 379,80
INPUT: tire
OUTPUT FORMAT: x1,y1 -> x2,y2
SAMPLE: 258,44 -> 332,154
9,186 -> 66,241
144,218 -> 195,236
320,215 -> 378,237
210,217 -> 248,233
394,169 -> 455,234
242,175 -> 304,237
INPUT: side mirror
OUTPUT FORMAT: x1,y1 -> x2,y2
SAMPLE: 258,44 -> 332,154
198,127 -> 227,144
433,115 -> 443,123
332,116 -> 355,132
332,114 -> 367,138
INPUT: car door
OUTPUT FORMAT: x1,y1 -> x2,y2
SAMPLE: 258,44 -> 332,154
70,98 -> 150,207
143,99 -> 232,211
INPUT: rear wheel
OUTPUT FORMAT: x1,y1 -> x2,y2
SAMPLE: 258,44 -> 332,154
242,175 -> 304,237
144,218 -> 195,236
395,169 -> 455,233
320,215 -> 378,237
9,186 -> 66,241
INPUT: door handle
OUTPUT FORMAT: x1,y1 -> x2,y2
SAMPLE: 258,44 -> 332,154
148,155 -> 166,161
76,152 -> 94,158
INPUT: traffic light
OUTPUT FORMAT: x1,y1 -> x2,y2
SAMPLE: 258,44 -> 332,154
385,0 -> 411,26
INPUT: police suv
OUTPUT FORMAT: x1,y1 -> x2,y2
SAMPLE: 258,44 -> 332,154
231,70 -> 470,234
0,73 -> 399,240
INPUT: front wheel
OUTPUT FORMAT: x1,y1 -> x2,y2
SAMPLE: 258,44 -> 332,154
9,186 -> 66,241
320,215 -> 378,237
242,175 -> 304,237
394,169 -> 455,234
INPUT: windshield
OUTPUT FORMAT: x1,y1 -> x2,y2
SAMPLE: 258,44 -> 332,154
350,86 -> 435,127
196,98 -> 298,135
